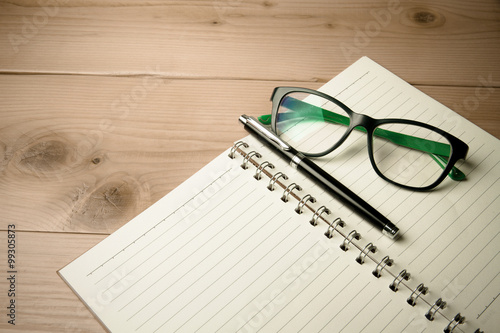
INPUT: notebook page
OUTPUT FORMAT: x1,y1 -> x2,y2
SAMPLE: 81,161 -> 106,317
59,57 -> 497,332
282,56 -> 498,332
234,135 -> 467,333
60,140 -> 456,332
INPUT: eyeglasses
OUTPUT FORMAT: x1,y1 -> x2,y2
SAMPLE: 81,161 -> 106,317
258,87 -> 469,191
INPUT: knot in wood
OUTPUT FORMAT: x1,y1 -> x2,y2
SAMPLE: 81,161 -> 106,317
403,7 -> 445,29
413,11 -> 436,24
19,140 -> 68,171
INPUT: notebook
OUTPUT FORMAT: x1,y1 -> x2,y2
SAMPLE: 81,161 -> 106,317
59,57 -> 499,332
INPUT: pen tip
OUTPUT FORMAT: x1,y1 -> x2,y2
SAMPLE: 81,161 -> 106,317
239,114 -> 249,124
383,224 -> 400,239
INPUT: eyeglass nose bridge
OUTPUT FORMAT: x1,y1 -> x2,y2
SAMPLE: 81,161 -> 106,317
325,112 -> 375,154
350,112 -> 377,131
342,112 -> 376,140
345,112 -> 379,152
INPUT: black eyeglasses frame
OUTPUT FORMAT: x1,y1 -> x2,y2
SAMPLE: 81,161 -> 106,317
269,87 -> 469,191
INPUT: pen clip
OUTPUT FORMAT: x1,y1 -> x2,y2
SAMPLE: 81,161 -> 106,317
240,115 -> 292,152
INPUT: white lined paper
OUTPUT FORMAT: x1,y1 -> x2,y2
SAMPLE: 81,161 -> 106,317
59,57 -> 498,332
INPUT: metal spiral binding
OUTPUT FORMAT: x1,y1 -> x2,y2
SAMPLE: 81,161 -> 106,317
241,151 -> 262,169
324,217 -> 345,239
407,283 -> 428,306
340,230 -> 360,251
254,161 -> 274,180
231,141 -> 470,329
281,183 -> 302,202
310,206 -> 331,226
228,141 -> 249,159
356,242 -> 377,264
372,255 -> 393,278
295,194 -> 316,214
444,313 -> 466,333
425,298 -> 447,321
389,269 -> 410,292
267,172 -> 288,191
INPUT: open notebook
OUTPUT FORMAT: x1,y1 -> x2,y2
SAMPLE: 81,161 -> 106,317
59,57 -> 499,332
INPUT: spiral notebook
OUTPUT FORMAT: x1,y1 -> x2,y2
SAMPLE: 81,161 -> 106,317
59,57 -> 499,332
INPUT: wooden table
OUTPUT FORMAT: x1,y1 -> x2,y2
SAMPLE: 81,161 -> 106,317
0,1 -> 499,331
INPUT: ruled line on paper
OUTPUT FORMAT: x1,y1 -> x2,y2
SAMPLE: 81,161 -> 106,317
406,177 -> 500,268
168,215 -> 296,333
95,191 -> 229,285
118,189 -> 265,313
275,264 -> 350,333
237,245 -> 333,331
452,235 -> 500,300
318,281 -> 372,333
97,183 -> 256,305
353,79 -> 386,107
339,289 -> 382,333
288,79 -> 397,163
86,167 -> 238,277
149,215 -> 306,333
381,307 -> 405,332
93,215 -> 179,285
463,257 -> 500,308
58,57 -> 499,333
359,298 -> 392,333
423,196 -> 500,277
297,79 -> 422,206
216,238 -> 327,333
475,292 -> 500,319
384,142 -> 486,250
340,74 -> 378,104
318,80 -> 430,185
150,224 -> 308,332
219,237 -> 323,333
296,273 -> 361,332
255,255 -> 341,333
400,154 -> 500,268
395,181 -> 465,256
157,218 -> 294,332
193,218 -> 303,333
400,315 -> 417,333
329,70 -> 371,99
94,179 -> 244,286
440,231 -> 499,293
396,149 -> 496,258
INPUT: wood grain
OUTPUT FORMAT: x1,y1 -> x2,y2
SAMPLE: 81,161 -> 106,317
0,76 -> 278,233
1,76 -> 498,235
0,0 -> 498,331
1,1 -> 499,85
0,231 -> 107,332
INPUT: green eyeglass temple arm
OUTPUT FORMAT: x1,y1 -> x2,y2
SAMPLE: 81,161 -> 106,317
258,103 -> 465,181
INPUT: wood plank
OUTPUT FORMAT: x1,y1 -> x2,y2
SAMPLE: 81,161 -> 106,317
0,1 -> 498,332
0,0 -> 499,86
0,75 -> 256,234
0,231 -> 107,332
1,76 -> 498,235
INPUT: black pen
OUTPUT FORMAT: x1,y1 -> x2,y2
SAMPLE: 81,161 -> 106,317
239,114 -> 399,239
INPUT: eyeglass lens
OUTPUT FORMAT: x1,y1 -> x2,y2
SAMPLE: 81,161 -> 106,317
372,123 -> 451,188
275,92 -> 453,189
275,92 -> 351,155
